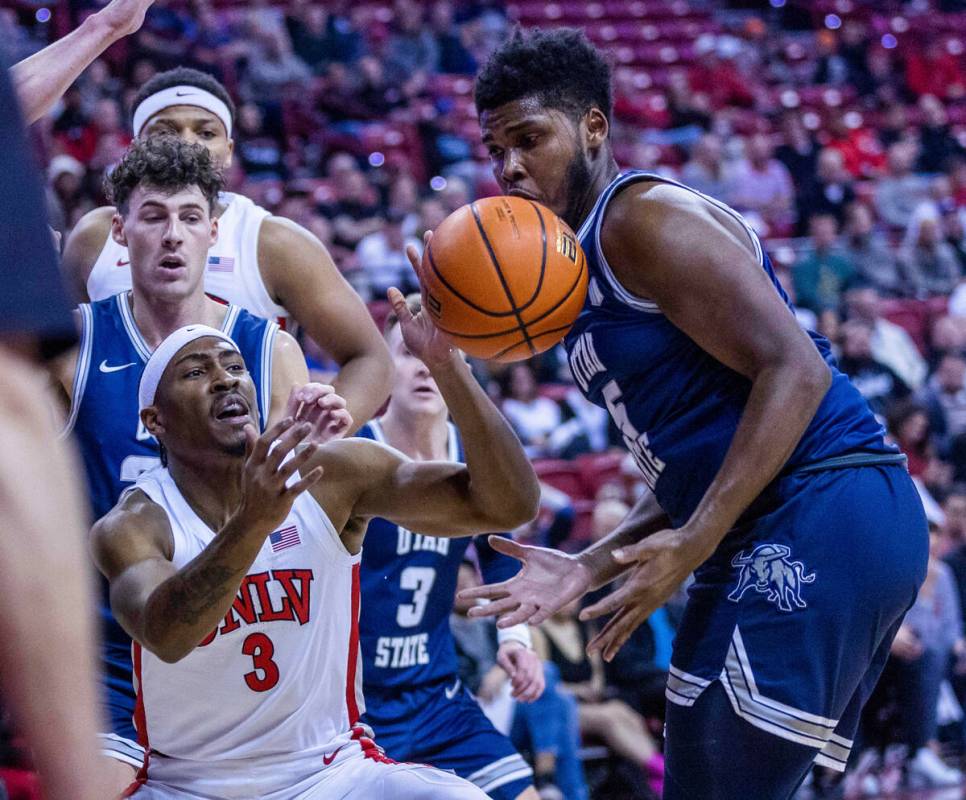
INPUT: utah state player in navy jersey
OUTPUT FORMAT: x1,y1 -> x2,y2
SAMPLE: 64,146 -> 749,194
49,136 -> 350,794
459,29 -> 928,800
358,297 -> 542,800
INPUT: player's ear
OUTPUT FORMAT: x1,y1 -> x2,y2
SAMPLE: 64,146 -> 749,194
583,108 -> 609,155
141,406 -> 165,439
209,214 -> 219,248
224,138 -> 235,168
111,212 -> 128,247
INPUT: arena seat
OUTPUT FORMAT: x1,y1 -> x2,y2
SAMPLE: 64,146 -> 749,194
533,459 -> 587,499
576,452 -> 626,498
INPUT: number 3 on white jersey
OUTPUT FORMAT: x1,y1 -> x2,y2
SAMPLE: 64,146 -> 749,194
397,567 -> 436,628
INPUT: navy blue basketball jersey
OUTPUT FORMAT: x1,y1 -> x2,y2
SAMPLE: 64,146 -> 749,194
64,291 -> 276,737
564,171 -> 895,528
357,420 -> 520,690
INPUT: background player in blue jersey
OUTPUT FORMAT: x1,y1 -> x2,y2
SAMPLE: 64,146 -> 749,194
358,295 -> 543,800
458,28 -> 929,800
48,135 -> 351,792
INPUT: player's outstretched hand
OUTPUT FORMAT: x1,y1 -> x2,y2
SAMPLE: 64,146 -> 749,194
496,641 -> 545,703
236,418 -> 323,535
457,538 -> 593,628
95,0 -> 156,38
285,383 -> 352,444
389,242 -> 456,368
580,527 -> 705,662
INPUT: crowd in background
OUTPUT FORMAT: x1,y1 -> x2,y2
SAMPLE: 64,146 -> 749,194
9,0 -> 966,795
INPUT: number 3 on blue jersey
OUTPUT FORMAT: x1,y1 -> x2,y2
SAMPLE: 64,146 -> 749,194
397,566 -> 437,628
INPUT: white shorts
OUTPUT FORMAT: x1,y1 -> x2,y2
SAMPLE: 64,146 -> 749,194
99,732 -> 145,770
127,736 -> 488,800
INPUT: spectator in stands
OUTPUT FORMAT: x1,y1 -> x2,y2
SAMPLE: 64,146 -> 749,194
845,284 -> 929,390
355,208 -> 420,300
52,85 -> 97,165
888,526 -> 965,788
191,1 -> 238,78
793,213 -> 856,312
319,153 -> 385,248
941,207 -> 966,270
499,363 -> 563,459
235,103 -> 286,181
796,147 -> 856,234
665,68 -> 713,134
838,319 -> 911,416
89,97 -> 131,173
414,196 -> 447,239
775,111 -> 819,199
532,599 -> 664,798
876,141 -> 931,230
242,27 -> 311,107
385,0 -> 439,83
812,29 -> 850,86
46,155 -> 90,235
918,94 -> 966,174
842,202 -> 905,296
726,133 -> 795,234
918,352 -> 966,451
431,1 -> 477,74
888,400 -> 935,478
826,111 -> 886,180
439,175 -> 472,214
942,489 -> 966,591
899,217 -> 962,298
772,256 -> 818,330
680,133 -> 728,201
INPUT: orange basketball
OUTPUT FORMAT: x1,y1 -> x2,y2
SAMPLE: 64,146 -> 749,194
421,196 -> 588,363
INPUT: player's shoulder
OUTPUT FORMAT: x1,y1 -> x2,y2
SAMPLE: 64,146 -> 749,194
91,488 -> 175,575
69,205 -> 116,243
62,205 -> 116,296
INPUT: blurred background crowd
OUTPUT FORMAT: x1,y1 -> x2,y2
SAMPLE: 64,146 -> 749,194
9,0 -> 966,796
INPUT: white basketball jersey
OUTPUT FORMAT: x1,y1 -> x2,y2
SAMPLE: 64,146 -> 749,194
132,467 -> 363,771
87,192 -> 289,327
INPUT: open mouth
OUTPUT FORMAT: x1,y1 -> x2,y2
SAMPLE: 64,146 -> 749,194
159,255 -> 185,270
213,395 -> 251,423
413,385 -> 438,397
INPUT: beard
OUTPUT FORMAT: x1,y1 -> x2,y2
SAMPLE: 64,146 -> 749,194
561,150 -> 593,231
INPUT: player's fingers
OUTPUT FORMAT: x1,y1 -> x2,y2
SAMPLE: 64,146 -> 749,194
613,539 -> 658,565
243,423 -> 259,458
278,442 -> 320,480
267,421 -> 312,471
315,393 -> 347,412
387,286 -> 415,321
486,535 -> 532,563
288,465 -> 324,496
404,243 -> 423,276
585,607 -> 630,657
423,230 -> 434,246
496,603 -> 538,629
284,385 -> 303,419
496,648 -> 517,677
603,608 -> 648,663
471,596 -> 521,619
579,584 -> 631,622
459,582 -> 510,604
252,417 -> 294,463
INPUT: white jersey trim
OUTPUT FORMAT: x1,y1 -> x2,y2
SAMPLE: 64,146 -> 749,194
62,303 -> 94,436
258,320 -> 278,426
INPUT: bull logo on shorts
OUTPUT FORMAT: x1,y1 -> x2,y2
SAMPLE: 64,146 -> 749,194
727,544 -> 815,612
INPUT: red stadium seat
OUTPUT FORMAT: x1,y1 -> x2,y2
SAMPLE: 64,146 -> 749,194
576,452 -> 626,498
533,459 -> 588,499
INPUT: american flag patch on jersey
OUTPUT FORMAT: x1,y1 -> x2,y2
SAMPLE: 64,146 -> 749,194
270,525 -> 301,552
207,255 -> 235,273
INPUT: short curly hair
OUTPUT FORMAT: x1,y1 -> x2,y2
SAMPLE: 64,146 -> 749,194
475,27 -> 612,122
107,136 -> 224,214
132,67 -> 236,132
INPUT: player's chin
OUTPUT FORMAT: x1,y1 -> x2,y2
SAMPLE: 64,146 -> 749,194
210,419 -> 251,455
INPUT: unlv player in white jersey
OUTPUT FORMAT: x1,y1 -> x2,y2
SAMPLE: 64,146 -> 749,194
90,288 -> 540,799
62,66 -> 391,432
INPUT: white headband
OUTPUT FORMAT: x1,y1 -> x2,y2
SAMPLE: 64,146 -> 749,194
132,85 -> 233,138
138,325 -> 239,411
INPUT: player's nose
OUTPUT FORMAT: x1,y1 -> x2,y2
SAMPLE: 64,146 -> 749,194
500,149 -> 527,184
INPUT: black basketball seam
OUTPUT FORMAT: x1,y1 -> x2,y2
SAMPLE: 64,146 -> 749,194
426,242 -> 519,318
517,201 -> 548,309
470,201 -> 536,355
491,322 -> 576,360
430,249 -> 587,340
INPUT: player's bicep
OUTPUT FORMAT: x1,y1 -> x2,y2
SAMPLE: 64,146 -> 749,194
604,190 -> 824,379
108,556 -> 180,642
267,329 -> 309,426
61,206 -> 113,303
260,218 -> 387,366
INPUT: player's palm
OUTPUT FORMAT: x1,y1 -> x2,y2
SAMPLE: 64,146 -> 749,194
98,0 -> 156,37
459,538 -> 593,628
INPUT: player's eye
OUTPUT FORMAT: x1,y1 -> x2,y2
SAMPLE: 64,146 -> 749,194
487,147 -> 504,160
521,134 -> 541,148
227,364 -> 245,373
184,214 -> 201,223
199,130 -> 216,140
184,368 -> 204,378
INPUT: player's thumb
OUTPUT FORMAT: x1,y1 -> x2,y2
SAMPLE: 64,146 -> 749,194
487,535 -> 529,562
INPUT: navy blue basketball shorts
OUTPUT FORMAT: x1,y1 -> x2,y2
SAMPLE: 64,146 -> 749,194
665,464 -> 928,771
363,677 -> 533,800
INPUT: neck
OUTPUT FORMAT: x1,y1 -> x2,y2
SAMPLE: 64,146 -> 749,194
570,154 -> 620,232
129,290 -> 225,350
378,407 -> 450,461
167,453 -> 244,531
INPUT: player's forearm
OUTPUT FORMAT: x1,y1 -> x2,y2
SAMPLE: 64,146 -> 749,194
686,358 -> 830,550
11,13 -> 121,124
141,518 -> 266,662
430,355 -> 540,530
576,490 -> 670,590
330,350 -> 392,433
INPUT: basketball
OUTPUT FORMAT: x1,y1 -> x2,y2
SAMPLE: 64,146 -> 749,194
421,196 -> 588,363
